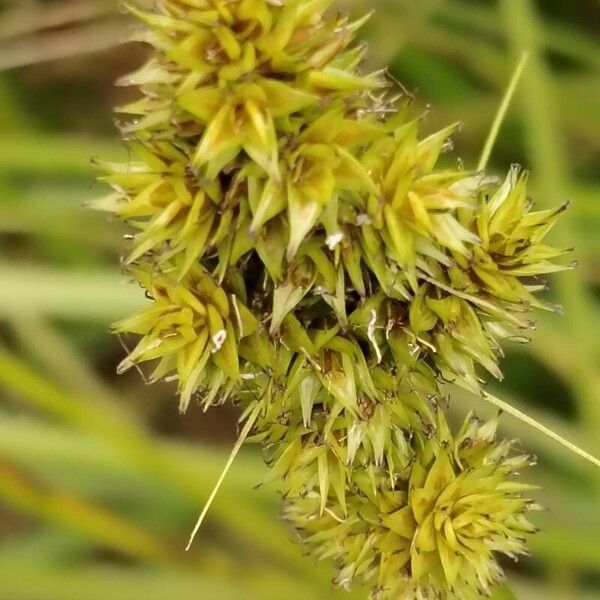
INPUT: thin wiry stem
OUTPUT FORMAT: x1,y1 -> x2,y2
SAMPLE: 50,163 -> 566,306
186,404 -> 261,551
477,52 -> 529,171
483,392 -> 600,468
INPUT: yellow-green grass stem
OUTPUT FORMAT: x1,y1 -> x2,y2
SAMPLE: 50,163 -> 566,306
477,51 -> 529,171
186,404 -> 261,551
483,392 -> 600,469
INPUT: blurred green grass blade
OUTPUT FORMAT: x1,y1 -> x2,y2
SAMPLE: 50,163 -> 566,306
0,186 -> 123,255
391,47 -> 476,100
348,0 -> 507,89
0,134 -> 122,176
532,525 -> 600,571
5,530 -> 91,564
425,78 -> 600,158
0,413 -> 264,503
0,460 -> 174,563
0,352 -> 140,436
492,586 -> 518,600
439,1 -> 600,70
10,317 -> 117,399
0,0 -> 115,41
513,578 -> 600,600
0,265 -> 145,321
0,554 -> 355,600
0,20 -> 128,70
351,2 -> 600,155
0,79 -> 30,130
0,354 -> 325,579
389,16 -> 507,89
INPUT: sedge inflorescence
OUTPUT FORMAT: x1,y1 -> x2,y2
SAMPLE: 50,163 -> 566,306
92,1 -> 570,598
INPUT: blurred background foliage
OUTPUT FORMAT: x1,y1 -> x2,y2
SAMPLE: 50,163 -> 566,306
0,0 -> 598,599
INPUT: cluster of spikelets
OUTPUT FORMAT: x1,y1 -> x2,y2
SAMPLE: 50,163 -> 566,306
92,1 -> 570,598
284,410 -> 540,600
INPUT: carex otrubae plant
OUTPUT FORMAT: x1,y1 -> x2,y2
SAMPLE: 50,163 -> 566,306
92,1 -> 575,598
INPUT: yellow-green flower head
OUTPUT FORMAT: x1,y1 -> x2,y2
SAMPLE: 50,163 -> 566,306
91,139 -> 222,274
92,2 -> 571,595
404,166 -> 571,393
283,411 -> 540,600
113,260 -> 265,412
344,146 -> 571,392
467,165 -> 572,301
247,343 -> 438,473
228,301 -> 443,481
247,105 -> 383,261
127,0 -> 371,82
350,119 -> 471,287
245,374 -> 435,524
117,0 -> 384,178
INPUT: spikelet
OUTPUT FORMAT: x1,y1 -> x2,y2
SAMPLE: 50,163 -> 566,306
113,259 -> 271,412
92,1 -> 573,597
284,411 -> 540,600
